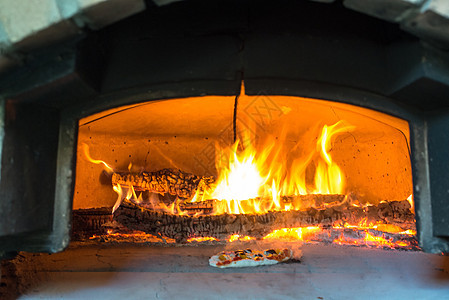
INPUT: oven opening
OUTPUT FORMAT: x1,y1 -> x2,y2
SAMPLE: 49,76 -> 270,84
72,87 -> 418,251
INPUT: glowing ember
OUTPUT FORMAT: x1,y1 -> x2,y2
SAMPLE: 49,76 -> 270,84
338,221 -> 416,236
90,225 -> 417,250
259,226 -> 418,250
333,231 -> 412,249
187,237 -> 219,243
228,234 -> 256,242
372,224 -> 416,235
263,227 -> 321,242
364,232 -> 398,247
89,230 -> 176,243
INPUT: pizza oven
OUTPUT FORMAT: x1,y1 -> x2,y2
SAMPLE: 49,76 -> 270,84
1,0 -> 449,298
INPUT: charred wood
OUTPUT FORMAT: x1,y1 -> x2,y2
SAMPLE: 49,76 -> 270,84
137,194 -> 346,215
71,208 -> 112,239
111,169 -> 214,199
179,200 -> 214,214
113,198 -> 416,243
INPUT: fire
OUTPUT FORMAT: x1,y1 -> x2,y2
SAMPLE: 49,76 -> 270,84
82,143 -> 126,213
83,118 -> 417,250
82,143 -> 114,173
314,122 -> 350,194
90,230 -> 176,244
333,231 -> 412,249
194,120 -> 355,215
263,227 -> 321,242
84,121 -> 354,215
101,121 -> 354,216
261,226 -> 417,250
228,234 -> 256,242
94,226 -> 417,250
187,237 -> 218,243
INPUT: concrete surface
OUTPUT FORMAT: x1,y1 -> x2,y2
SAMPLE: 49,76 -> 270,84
2,243 -> 448,299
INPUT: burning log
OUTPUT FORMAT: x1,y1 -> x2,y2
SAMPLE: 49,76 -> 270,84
179,200 -> 215,214
140,194 -> 346,215
111,168 -> 214,199
113,198 -> 416,243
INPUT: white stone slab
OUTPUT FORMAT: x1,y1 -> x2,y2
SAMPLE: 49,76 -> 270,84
2,243 -> 447,299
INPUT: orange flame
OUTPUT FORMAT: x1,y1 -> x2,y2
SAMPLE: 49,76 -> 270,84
111,183 -> 144,213
314,122 -> 352,194
84,121 -> 354,216
187,237 -> 218,243
261,226 -> 417,250
228,234 -> 256,242
194,121 -> 354,215
263,227 -> 321,242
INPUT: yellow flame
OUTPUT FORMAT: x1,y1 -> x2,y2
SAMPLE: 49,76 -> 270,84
210,140 -> 268,202
187,236 -> 218,243
85,121 -> 356,216
112,183 -> 136,213
199,121 -> 355,214
82,143 -> 114,173
112,184 -> 123,213
363,232 -> 402,248
314,122 -> 355,194
263,226 -> 321,241
261,226 -> 415,249
407,194 -> 414,213
228,234 -> 255,242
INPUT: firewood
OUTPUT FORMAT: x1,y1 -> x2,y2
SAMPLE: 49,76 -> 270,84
111,168 -> 214,199
179,200 -> 215,214
112,198 -> 416,243
135,194 -> 346,215
72,208 -> 112,239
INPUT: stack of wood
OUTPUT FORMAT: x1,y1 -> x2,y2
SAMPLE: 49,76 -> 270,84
113,197 -> 416,243
74,168 -> 417,246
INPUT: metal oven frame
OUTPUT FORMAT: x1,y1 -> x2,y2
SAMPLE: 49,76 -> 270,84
1,0 -> 449,254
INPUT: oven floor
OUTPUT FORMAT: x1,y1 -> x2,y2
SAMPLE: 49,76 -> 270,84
2,243 -> 449,299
